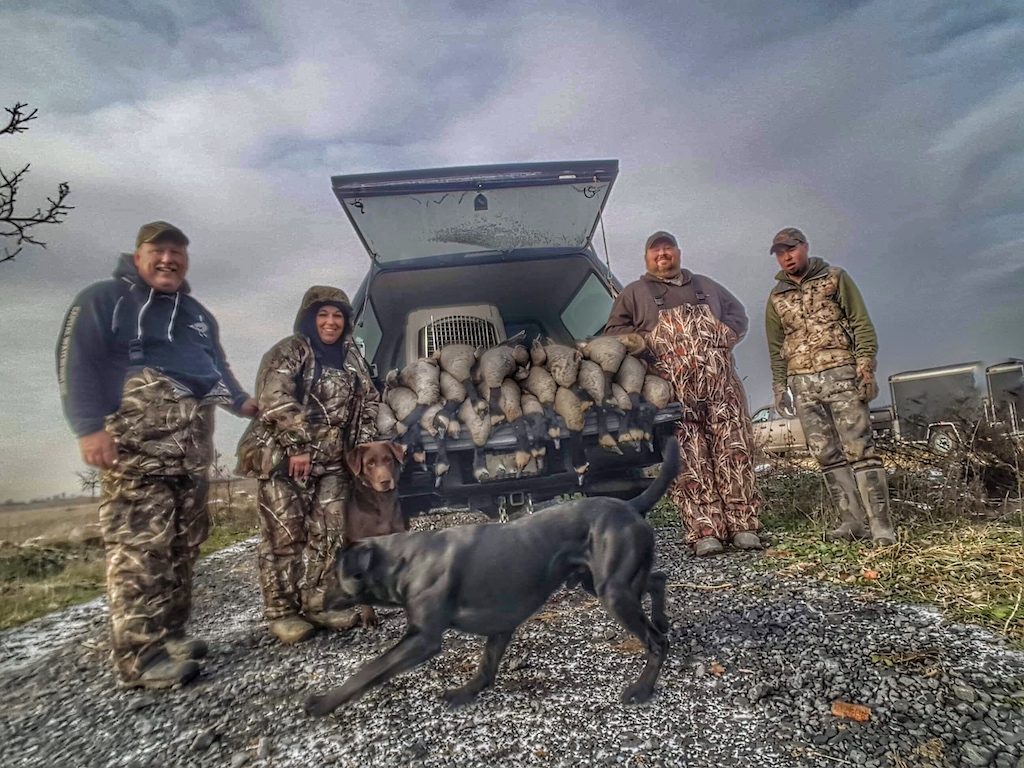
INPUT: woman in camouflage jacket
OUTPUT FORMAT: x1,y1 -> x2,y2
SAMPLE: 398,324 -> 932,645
237,286 -> 381,644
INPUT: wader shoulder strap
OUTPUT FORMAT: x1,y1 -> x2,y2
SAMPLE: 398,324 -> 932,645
643,278 -> 703,309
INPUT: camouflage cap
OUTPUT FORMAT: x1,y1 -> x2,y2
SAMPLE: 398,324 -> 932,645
769,227 -> 806,254
136,221 -> 189,249
644,230 -> 678,252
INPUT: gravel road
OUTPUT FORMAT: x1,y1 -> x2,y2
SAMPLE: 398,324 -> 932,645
2,513 -> 1023,768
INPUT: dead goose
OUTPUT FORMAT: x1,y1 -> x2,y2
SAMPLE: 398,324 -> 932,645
375,401 -> 399,439
520,393 -> 548,469
477,339 -> 529,416
458,398 -> 492,482
542,340 -> 583,388
521,364 -> 561,446
554,386 -> 590,483
399,358 -> 441,406
434,343 -> 484,412
577,359 -> 619,454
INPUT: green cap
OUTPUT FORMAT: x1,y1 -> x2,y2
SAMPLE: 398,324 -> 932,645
644,230 -> 677,251
770,227 -> 806,254
136,221 -> 189,249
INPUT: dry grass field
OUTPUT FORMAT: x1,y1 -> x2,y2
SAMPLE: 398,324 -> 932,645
0,500 -> 99,545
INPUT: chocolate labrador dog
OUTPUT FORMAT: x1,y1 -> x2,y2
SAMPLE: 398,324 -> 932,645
343,441 -> 408,628
345,441 -> 407,541
305,439 -> 680,716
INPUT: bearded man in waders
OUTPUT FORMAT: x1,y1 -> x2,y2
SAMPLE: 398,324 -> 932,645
604,231 -> 762,556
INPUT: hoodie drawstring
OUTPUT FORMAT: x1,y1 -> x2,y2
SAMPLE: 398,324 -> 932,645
167,291 -> 180,341
129,288 -> 156,364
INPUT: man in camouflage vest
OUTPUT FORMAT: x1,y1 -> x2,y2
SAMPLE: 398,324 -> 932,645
57,221 -> 257,688
764,227 -> 895,546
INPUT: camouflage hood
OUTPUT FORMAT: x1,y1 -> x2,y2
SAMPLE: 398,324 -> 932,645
294,285 -> 354,343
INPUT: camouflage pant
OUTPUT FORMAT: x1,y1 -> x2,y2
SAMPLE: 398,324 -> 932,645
648,303 -> 762,544
255,471 -> 351,620
99,371 -> 219,682
99,472 -> 210,681
790,365 -> 880,471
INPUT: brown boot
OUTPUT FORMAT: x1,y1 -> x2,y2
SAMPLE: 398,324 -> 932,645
305,610 -> 362,632
854,466 -> 896,546
164,636 -> 208,661
269,615 -> 316,645
823,466 -> 869,541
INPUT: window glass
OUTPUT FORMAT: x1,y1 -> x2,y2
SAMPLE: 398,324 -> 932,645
561,273 -> 614,340
751,408 -> 771,423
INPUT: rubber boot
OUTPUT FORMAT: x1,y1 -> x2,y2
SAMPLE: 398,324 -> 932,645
164,635 -> 209,661
823,466 -> 869,541
854,466 -> 896,546
121,652 -> 201,690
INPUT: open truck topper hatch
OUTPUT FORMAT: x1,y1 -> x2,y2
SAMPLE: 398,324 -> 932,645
331,160 -> 618,264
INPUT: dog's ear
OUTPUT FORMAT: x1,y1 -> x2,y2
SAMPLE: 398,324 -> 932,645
340,544 -> 376,580
345,444 -> 366,478
387,441 -> 407,466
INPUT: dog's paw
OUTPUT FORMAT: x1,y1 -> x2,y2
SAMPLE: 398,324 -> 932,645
441,687 -> 478,708
359,605 -> 380,629
621,683 -> 654,705
303,693 -> 336,717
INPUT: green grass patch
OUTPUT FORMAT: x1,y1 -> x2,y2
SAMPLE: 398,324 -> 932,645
0,498 -> 259,630
759,509 -> 1024,648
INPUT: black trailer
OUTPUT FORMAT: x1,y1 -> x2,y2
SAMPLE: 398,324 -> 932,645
888,362 -> 986,453
985,359 -> 1024,437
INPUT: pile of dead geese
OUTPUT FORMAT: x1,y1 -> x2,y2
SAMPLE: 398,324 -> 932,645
376,333 -> 674,485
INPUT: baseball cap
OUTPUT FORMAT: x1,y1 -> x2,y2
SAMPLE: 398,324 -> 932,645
136,221 -> 189,249
645,231 -> 678,251
769,227 -> 806,254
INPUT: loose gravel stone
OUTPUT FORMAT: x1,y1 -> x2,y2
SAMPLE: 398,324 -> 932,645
2,516 -> 1024,768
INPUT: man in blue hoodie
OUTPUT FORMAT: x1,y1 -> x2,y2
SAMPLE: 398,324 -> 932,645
56,221 -> 257,689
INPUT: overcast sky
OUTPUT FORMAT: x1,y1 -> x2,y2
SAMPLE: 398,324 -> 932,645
1,0 -> 1021,501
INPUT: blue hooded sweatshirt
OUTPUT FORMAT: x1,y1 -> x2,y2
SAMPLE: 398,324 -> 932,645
56,253 -> 249,437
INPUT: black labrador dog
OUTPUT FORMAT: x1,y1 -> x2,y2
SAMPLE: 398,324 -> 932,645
304,439 -> 680,716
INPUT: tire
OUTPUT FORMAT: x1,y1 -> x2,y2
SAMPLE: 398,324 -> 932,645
927,427 -> 957,456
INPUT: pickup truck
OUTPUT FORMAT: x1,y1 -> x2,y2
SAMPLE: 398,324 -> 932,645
331,160 -> 682,518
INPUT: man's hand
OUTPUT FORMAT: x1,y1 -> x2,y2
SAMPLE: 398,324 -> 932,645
856,358 -> 879,402
79,430 -> 117,470
239,398 -> 259,417
772,384 -> 797,420
289,453 -> 312,480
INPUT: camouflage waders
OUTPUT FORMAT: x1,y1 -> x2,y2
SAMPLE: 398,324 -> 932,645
790,365 -> 895,544
648,304 -> 762,544
256,471 -> 350,619
100,368 -> 223,682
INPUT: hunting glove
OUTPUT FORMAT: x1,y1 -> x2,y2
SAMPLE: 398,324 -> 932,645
617,332 -> 647,355
773,383 -> 797,420
856,357 -> 879,402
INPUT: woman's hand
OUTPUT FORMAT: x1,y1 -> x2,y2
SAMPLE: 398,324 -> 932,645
289,453 -> 312,480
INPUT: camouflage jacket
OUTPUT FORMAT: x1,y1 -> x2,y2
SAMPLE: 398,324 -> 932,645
765,258 -> 878,386
236,286 -> 381,478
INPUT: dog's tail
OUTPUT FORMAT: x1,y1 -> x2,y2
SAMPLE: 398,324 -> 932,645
627,438 -> 681,518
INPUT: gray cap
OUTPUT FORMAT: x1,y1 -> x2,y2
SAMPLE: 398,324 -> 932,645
644,230 -> 677,251
769,227 -> 806,254
136,220 -> 189,249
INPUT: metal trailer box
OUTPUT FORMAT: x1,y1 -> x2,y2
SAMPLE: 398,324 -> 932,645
986,360 -> 1024,436
889,361 -> 986,445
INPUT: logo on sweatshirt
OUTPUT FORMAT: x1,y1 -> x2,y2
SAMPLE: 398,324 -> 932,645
189,314 -> 209,339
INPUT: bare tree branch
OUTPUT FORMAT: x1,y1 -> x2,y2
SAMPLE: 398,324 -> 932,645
1,102 -> 73,265
1,103 -> 38,136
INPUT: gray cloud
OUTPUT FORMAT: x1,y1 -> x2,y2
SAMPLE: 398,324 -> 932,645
1,0 -> 1021,500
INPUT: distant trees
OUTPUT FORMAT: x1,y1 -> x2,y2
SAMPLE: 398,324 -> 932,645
76,469 -> 100,498
2,102 -> 73,265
